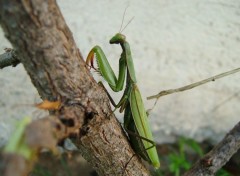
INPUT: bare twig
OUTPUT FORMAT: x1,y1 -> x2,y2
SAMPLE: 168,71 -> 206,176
147,67 -> 240,101
211,90 -> 240,112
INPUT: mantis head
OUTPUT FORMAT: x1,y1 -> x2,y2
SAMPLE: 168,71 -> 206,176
110,33 -> 126,44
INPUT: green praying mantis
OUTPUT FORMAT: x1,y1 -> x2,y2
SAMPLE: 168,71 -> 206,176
85,15 -> 240,172
86,33 -> 160,169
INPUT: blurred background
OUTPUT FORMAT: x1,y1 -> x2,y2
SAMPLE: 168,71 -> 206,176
0,0 -> 240,175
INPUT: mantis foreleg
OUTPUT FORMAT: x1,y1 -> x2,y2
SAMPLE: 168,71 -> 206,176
87,46 -> 126,92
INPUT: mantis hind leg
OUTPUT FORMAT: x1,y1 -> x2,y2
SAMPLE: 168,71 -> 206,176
126,128 -> 156,153
122,129 -> 156,175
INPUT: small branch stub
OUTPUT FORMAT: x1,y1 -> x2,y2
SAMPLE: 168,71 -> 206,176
0,48 -> 20,69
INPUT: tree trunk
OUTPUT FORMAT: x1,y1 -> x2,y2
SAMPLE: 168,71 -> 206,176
0,0 -> 149,175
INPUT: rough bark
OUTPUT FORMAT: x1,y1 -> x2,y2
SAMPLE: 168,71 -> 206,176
183,121 -> 240,176
0,0 -> 149,175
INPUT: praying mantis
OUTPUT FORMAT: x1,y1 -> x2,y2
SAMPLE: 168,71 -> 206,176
86,32 -> 160,169
84,7 -> 240,171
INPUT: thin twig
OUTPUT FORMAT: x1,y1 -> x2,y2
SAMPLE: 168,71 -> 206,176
211,90 -> 240,112
147,67 -> 240,102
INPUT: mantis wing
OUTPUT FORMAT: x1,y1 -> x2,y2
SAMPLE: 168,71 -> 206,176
129,84 -> 160,168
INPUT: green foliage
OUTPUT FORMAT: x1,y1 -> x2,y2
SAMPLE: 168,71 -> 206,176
4,117 -> 33,159
166,137 -> 230,176
216,169 -> 231,176
168,137 -> 196,176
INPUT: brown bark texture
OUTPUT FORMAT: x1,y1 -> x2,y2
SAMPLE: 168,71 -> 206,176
183,121 -> 240,176
0,0 -> 149,175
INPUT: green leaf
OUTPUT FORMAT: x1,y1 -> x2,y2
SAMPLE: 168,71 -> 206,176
4,117 -> 32,159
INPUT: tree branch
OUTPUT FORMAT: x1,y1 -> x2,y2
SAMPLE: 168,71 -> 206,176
183,121 -> 240,176
0,0 -> 149,175
0,48 -> 20,69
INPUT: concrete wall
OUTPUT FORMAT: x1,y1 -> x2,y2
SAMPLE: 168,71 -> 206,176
0,0 -> 240,147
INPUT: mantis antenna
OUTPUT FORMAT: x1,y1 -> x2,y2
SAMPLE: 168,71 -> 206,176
119,6 -> 134,33
120,16 -> 135,33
